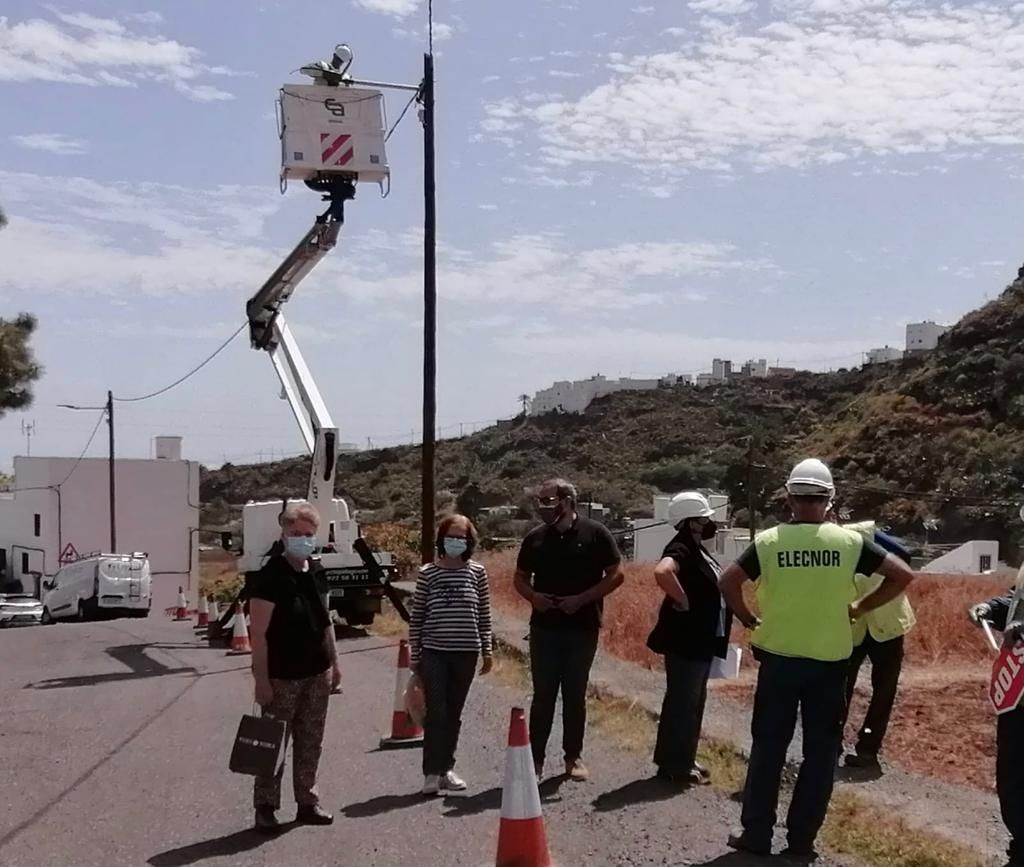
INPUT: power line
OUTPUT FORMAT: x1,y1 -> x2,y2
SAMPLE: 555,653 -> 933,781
385,87 -> 422,143
114,323 -> 246,403
10,411 -> 106,493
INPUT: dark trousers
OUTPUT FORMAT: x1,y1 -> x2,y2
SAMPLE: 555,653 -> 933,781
741,651 -> 847,849
254,672 -> 331,809
654,654 -> 712,775
420,649 -> 477,776
529,626 -> 599,765
998,706 -> 1024,865
841,633 -> 904,755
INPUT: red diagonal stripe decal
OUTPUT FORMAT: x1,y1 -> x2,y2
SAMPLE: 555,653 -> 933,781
321,133 -> 351,165
335,147 -> 354,166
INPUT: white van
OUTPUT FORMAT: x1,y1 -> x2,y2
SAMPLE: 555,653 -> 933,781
42,553 -> 152,623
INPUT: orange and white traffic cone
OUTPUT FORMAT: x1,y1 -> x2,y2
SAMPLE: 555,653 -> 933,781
495,707 -> 551,867
379,640 -> 424,747
174,587 -> 189,621
196,594 -> 209,628
227,602 -> 251,655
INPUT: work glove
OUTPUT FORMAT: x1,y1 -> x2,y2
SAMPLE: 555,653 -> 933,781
968,602 -> 992,625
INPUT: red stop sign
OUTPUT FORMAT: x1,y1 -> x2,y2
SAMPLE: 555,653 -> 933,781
990,642 -> 1024,715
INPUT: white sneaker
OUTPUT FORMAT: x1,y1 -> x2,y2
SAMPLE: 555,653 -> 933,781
421,774 -> 440,796
441,770 -> 467,791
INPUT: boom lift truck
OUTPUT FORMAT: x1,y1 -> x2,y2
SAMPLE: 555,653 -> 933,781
236,43 -> 400,627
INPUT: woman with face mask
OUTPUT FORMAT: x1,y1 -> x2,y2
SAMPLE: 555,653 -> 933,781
408,514 -> 494,795
248,501 -> 340,833
645,491 -> 732,787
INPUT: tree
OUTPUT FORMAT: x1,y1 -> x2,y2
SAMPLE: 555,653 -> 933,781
518,393 -> 531,415
0,314 -> 42,415
0,206 -> 6,230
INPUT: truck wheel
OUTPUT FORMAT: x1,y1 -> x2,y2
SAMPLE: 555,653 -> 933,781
41,607 -> 54,625
76,601 -> 86,622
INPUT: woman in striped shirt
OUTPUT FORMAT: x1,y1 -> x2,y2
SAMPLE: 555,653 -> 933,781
409,514 -> 494,795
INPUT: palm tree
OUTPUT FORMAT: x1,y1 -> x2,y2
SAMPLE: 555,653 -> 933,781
518,393 -> 531,415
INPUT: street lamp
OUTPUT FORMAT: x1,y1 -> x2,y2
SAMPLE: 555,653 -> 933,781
58,390 -> 116,553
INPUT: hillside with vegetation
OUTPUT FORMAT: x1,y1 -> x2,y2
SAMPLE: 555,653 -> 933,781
201,276 -> 1024,557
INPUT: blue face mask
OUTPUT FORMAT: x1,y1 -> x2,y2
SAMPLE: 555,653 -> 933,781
443,537 -> 468,558
284,535 -> 317,559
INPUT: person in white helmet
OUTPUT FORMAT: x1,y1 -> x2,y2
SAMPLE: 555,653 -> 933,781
718,458 -> 916,860
646,491 -> 732,787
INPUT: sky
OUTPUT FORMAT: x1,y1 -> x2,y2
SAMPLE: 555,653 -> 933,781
3,0 -> 1024,470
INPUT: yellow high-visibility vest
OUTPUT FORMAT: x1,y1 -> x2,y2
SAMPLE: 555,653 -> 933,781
752,522 -> 863,662
844,520 -> 916,645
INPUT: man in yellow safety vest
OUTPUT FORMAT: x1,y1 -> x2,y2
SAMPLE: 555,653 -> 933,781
718,459 -> 916,860
837,519 -> 916,771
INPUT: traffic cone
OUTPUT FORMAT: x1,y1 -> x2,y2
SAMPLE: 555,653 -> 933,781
495,707 -> 550,867
196,594 -> 209,628
208,598 -> 220,622
379,640 -> 424,747
227,602 -> 251,655
174,587 -> 189,621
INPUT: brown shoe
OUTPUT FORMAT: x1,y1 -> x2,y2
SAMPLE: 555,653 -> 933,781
566,758 -> 589,782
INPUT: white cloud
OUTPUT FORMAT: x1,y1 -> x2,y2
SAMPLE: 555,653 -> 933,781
632,6 -> 655,14
128,11 -> 165,25
0,171 -> 774,313
0,11 -> 241,100
11,132 -> 88,155
393,21 -> 454,43
688,0 -> 754,14
498,0 -> 1024,172
353,0 -> 422,18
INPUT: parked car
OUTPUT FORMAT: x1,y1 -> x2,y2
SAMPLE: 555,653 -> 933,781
0,593 -> 44,627
42,553 -> 152,623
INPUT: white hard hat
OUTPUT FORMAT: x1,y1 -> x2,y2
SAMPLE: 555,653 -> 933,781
667,491 -> 715,525
786,459 -> 835,496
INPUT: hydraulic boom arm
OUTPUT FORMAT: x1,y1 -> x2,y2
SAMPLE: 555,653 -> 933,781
244,181 -> 355,518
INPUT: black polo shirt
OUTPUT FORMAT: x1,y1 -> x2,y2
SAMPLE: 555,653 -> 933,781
516,515 -> 621,631
249,554 -> 331,680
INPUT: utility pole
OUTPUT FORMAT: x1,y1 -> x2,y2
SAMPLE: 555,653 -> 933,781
21,420 -> 35,456
107,390 -> 116,553
420,49 -> 437,564
745,434 -> 765,537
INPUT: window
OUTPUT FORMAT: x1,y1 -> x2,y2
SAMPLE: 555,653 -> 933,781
979,555 -> 992,572
33,514 -> 41,537
21,552 -> 29,573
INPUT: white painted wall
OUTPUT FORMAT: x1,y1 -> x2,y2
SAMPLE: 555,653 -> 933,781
906,321 -> 948,353
530,375 -> 660,416
0,454 -> 200,613
921,541 -> 1000,574
867,346 -> 903,364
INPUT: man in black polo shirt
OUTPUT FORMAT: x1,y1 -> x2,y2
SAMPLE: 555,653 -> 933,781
514,478 -> 624,782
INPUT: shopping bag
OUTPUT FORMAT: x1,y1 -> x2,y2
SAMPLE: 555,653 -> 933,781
404,671 -> 426,728
709,644 -> 743,680
229,704 -> 286,777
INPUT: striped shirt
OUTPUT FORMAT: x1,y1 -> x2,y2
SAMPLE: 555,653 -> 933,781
409,560 -> 493,663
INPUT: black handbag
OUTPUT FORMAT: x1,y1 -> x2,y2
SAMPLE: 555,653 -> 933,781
229,705 -> 286,777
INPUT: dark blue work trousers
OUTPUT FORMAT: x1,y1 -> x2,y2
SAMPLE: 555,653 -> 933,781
740,649 -> 847,850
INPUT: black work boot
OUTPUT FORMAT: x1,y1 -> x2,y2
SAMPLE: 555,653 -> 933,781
727,830 -> 771,855
254,806 -> 281,834
296,803 -> 334,825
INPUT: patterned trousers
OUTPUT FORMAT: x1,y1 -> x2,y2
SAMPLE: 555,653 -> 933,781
253,670 -> 331,809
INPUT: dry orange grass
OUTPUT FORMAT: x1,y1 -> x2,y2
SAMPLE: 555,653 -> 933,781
480,552 -> 1010,669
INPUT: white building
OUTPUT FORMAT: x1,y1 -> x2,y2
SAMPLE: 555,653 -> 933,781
530,374 -> 661,416
711,359 -> 732,383
906,321 -> 948,355
0,436 -> 200,613
921,541 -> 999,575
695,373 -> 716,388
633,493 -> 731,562
740,359 -> 768,378
866,346 -> 904,365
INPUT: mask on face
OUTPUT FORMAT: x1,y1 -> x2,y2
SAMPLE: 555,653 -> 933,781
284,535 -> 316,559
701,520 -> 717,540
443,537 -> 468,558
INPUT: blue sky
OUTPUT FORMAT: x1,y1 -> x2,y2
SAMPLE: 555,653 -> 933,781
2,0 -> 1023,469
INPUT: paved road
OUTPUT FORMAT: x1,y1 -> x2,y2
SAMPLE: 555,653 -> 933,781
0,616 -> 850,867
